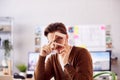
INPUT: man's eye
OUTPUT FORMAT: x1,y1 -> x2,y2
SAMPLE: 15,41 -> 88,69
56,37 -> 63,40
55,38 -> 62,42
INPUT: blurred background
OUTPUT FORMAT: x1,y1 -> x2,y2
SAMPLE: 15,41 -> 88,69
0,0 -> 120,80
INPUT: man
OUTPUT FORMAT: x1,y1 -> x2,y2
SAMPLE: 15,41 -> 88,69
34,22 -> 93,80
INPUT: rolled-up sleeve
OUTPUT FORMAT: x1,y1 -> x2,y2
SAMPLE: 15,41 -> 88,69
34,55 -> 54,80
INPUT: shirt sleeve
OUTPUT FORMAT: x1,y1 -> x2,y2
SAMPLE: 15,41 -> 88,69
64,48 -> 93,80
34,55 -> 54,80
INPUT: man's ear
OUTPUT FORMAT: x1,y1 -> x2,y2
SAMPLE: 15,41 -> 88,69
66,34 -> 68,39
65,34 -> 69,45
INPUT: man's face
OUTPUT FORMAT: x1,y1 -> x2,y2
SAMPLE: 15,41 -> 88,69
47,31 -> 66,51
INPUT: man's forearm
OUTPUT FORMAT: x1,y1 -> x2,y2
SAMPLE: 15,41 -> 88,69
34,55 -> 46,80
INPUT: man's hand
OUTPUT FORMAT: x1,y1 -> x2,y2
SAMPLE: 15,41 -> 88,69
40,42 -> 53,57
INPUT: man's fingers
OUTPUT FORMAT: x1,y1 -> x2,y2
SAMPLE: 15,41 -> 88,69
43,45 -> 52,53
48,41 -> 53,46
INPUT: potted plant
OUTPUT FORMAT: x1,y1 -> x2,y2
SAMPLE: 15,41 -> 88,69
2,39 -> 12,59
2,39 -> 12,66
16,64 -> 27,77
2,39 -> 12,75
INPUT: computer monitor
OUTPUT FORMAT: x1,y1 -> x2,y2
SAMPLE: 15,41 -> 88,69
90,51 -> 111,71
28,52 -> 39,71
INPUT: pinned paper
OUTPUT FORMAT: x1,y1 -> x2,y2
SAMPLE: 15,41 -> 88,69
74,35 -> 79,39
74,26 -> 79,39
100,25 -> 105,30
74,26 -> 79,34
68,27 -> 74,33
80,44 -> 87,48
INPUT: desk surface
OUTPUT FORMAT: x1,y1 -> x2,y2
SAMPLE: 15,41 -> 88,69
0,75 -> 13,80
0,75 -> 34,80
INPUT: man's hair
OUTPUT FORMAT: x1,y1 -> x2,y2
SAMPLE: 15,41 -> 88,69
44,22 -> 67,36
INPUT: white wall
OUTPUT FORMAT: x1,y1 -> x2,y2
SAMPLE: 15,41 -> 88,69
0,0 -> 120,76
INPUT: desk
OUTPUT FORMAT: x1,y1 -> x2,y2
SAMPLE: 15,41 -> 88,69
13,78 -> 33,80
0,75 -> 12,80
0,75 -> 34,80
